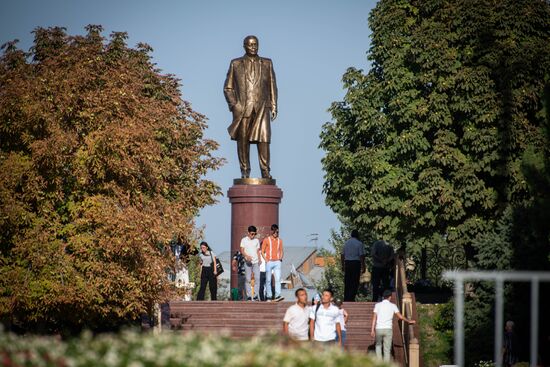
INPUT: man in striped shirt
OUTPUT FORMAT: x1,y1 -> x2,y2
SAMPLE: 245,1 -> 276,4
261,224 -> 284,302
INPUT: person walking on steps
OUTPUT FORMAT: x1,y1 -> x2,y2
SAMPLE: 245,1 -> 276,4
261,224 -> 284,302
240,225 -> 262,301
370,290 -> 416,361
197,241 -> 218,300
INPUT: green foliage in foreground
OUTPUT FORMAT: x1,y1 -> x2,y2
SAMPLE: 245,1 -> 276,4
416,303 -> 453,367
0,328 -> 389,367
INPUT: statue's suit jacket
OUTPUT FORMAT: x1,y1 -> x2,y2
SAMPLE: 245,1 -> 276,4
224,56 -> 277,143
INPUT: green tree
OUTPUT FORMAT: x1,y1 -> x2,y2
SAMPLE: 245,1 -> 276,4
316,229 -> 347,300
0,25 -> 223,332
467,75 -> 550,365
320,0 -> 550,281
316,228 -> 372,301
320,0 -> 550,363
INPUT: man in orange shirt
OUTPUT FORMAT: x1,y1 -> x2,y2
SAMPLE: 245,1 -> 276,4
261,224 -> 284,302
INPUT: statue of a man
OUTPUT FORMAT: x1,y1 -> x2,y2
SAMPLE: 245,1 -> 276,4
224,35 -> 278,179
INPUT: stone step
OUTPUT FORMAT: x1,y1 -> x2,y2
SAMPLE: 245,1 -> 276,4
169,317 -> 373,325
171,325 -> 375,339
168,328 -> 374,351
169,312 -> 374,317
170,318 -> 373,328
169,301 -> 375,307
166,300 -> 378,354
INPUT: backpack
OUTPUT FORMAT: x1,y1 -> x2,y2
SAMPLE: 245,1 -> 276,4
309,302 -> 322,339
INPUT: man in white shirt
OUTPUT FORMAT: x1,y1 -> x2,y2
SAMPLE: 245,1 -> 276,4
240,225 -> 262,301
309,289 -> 342,346
370,290 -> 416,361
283,288 -> 310,341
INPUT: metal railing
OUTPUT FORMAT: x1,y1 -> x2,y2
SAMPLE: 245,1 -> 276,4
395,255 -> 420,367
443,271 -> 550,367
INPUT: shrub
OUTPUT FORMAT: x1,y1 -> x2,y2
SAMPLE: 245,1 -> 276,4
0,328 -> 390,367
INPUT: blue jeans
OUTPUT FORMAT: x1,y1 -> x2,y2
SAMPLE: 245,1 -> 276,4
335,330 -> 347,349
265,260 -> 282,299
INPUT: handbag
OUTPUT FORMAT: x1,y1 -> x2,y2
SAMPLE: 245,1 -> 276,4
360,270 -> 371,283
210,251 -> 224,277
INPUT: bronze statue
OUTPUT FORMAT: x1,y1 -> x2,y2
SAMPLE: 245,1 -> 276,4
224,35 -> 278,179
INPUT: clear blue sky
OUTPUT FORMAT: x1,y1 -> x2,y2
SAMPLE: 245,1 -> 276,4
0,0 -> 376,254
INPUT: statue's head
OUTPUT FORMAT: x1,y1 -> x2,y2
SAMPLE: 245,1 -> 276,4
243,35 -> 259,57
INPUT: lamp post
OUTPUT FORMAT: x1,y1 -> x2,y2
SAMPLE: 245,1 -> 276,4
307,233 -> 319,249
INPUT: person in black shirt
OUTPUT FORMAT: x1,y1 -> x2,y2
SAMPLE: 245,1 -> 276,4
503,320 -> 518,367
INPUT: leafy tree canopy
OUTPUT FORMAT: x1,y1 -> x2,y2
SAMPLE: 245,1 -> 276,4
320,0 -> 550,269
0,25 -> 223,332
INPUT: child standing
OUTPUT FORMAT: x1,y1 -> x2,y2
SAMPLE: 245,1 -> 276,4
334,299 -> 349,349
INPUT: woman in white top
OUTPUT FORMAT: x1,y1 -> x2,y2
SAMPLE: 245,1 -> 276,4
197,241 -> 217,300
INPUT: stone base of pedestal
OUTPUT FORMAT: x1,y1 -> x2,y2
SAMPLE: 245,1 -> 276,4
227,181 -> 283,289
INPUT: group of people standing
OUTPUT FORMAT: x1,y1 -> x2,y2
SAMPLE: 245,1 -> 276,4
198,226 -> 395,303
197,223 -> 285,302
337,231 -> 414,360
196,228 -> 416,361
235,224 -> 284,301
341,230 -> 396,302
283,288 -> 347,347
282,287 -> 415,361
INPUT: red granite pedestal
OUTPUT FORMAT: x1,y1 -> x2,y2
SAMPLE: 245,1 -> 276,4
227,178 -> 283,289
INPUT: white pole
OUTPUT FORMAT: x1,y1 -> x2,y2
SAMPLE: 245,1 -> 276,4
530,279 -> 539,367
494,279 -> 504,367
454,280 -> 464,367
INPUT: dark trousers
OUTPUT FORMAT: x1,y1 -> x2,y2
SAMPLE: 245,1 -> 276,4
371,266 -> 390,302
237,273 -> 246,300
259,271 -> 266,301
197,266 -> 217,300
344,260 -> 361,302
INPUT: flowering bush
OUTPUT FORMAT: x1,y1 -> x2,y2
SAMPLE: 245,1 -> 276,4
0,328 -> 389,367
474,361 -> 494,367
